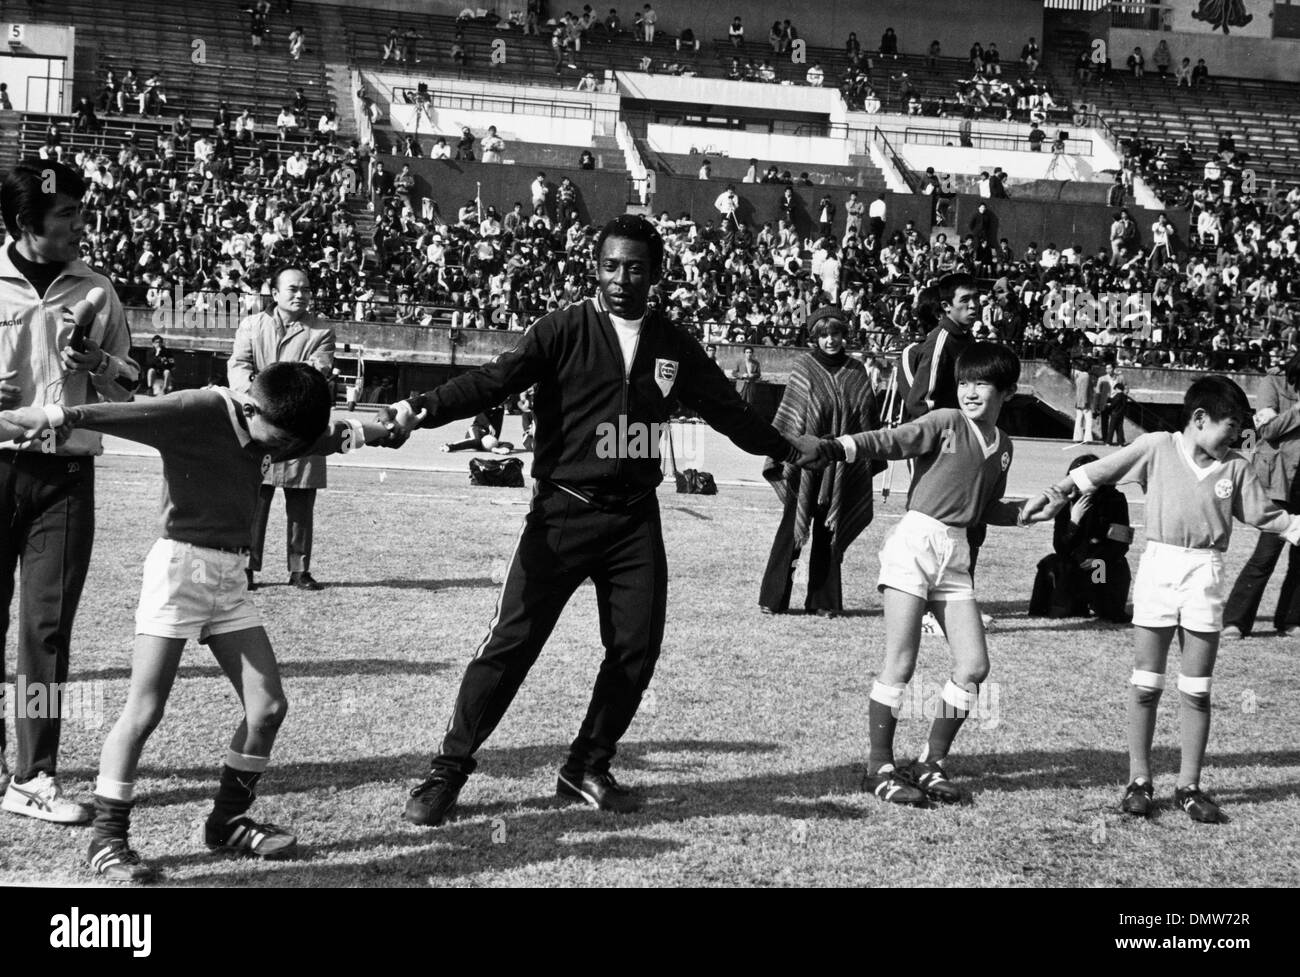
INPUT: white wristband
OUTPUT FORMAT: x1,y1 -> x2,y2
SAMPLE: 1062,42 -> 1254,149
42,405 -> 67,429
345,419 -> 366,452
836,435 -> 858,464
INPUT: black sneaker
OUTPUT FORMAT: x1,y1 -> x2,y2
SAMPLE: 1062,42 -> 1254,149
1120,779 -> 1154,817
1174,784 -> 1223,824
204,815 -> 298,859
906,758 -> 962,804
556,770 -> 642,813
289,571 -> 323,591
404,774 -> 462,826
88,837 -> 157,883
862,765 -> 928,807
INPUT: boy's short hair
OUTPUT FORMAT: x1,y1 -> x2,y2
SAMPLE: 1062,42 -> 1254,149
937,272 -> 976,305
1068,453 -> 1099,473
1182,374 -> 1250,426
1,159 -> 86,237
955,342 -> 1020,391
250,362 -> 332,443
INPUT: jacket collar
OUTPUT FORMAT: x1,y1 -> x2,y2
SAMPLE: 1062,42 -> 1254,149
0,243 -> 98,288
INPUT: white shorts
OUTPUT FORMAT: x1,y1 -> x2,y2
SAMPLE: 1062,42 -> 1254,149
877,510 -> 976,603
1131,540 -> 1226,633
135,539 -> 262,642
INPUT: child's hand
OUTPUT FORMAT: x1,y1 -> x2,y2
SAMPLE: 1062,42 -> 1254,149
0,407 -> 54,446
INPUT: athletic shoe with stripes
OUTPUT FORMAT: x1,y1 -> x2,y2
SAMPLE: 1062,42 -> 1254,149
1174,785 -> 1223,824
204,815 -> 299,859
862,765 -> 927,807
556,771 -> 643,813
88,837 -> 157,883
1120,779 -> 1154,817
2,772 -> 92,824
906,758 -> 962,804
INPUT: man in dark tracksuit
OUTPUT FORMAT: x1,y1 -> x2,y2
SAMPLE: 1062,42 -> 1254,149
392,215 -> 820,825
901,272 -> 988,572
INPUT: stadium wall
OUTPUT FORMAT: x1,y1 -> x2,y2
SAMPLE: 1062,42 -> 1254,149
315,0 -> 1045,54
1108,25 -> 1300,83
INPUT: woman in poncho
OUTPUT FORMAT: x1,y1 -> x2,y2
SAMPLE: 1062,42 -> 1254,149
759,306 -> 880,616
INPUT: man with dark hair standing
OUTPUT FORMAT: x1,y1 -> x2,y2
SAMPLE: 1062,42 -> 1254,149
901,272 -> 993,620
0,160 -> 138,821
228,266 -> 335,591
385,215 -> 823,826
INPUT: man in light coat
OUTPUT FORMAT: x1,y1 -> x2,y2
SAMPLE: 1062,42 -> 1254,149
228,266 -> 335,591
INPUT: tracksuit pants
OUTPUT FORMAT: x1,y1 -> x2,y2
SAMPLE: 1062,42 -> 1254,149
431,482 -> 668,783
248,485 -> 315,573
0,452 -> 95,781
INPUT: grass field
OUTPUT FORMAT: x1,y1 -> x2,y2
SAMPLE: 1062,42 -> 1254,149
2,430 -> 1299,888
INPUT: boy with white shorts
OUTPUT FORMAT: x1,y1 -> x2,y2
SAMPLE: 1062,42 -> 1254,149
1024,375 -> 1300,823
819,343 -> 1027,806
1,362 -> 400,881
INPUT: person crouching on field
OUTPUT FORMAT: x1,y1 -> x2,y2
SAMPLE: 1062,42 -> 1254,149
1022,376 -> 1300,824
0,363 -> 400,882
815,342 -> 1027,805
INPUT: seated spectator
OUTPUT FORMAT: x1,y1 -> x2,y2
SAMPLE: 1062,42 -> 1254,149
576,72 -> 598,92
431,137 -> 451,160
481,125 -> 506,163
1176,57 -> 1193,87
139,73 -> 168,117
381,28 -> 400,62
143,334 -> 175,395
880,26 -> 898,59
456,126 -> 476,161
1127,47 -> 1144,79
317,109 -> 338,146
927,39 -> 941,68
578,149 -> 595,170
806,62 -> 824,87
729,16 -> 745,48
677,27 -> 698,52
73,97 -> 102,134
1153,39 -> 1172,78
276,105 -> 298,140
1192,57 -> 1209,87
1029,455 -> 1132,622
288,27 -> 306,61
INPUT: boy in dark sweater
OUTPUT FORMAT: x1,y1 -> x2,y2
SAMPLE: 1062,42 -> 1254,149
0,363 -> 399,882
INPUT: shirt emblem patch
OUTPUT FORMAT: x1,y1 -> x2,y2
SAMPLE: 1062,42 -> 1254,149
654,358 -> 678,397
261,454 -> 273,477
1214,477 -> 1233,499
1000,451 -> 1011,472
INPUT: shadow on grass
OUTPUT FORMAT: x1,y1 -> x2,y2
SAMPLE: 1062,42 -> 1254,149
76,657 -> 456,683
280,577 -> 499,591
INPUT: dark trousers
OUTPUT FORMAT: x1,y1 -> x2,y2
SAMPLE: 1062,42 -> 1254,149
0,453 -> 95,781
431,484 -> 668,782
1104,395 -> 1128,445
1224,506 -> 1300,635
248,485 -> 315,573
759,498 -> 842,613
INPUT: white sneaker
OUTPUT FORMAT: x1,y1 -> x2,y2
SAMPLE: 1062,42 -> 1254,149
3,772 -> 93,824
920,612 -> 943,636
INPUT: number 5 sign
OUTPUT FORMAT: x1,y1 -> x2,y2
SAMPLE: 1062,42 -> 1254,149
8,24 -> 25,46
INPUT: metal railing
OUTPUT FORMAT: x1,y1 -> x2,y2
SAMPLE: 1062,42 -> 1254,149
872,127 -> 921,193
394,87 -> 597,121
1107,2 -> 1169,31
903,126 -> 1093,156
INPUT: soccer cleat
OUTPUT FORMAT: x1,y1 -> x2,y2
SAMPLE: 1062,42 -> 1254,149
88,837 -> 157,883
1221,624 -> 1243,640
1174,785 -> 1223,824
920,612 -> 943,636
906,758 -> 962,804
403,774 -> 462,826
557,771 -> 643,813
862,765 -> 928,807
1120,779 -> 1154,817
204,815 -> 299,859
2,772 -> 92,824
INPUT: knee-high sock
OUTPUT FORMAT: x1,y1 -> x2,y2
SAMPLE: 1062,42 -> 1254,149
1128,670 -> 1165,783
209,750 -> 268,824
1177,675 -> 1212,787
868,682 -> 906,772
92,776 -> 135,842
923,680 -> 978,763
